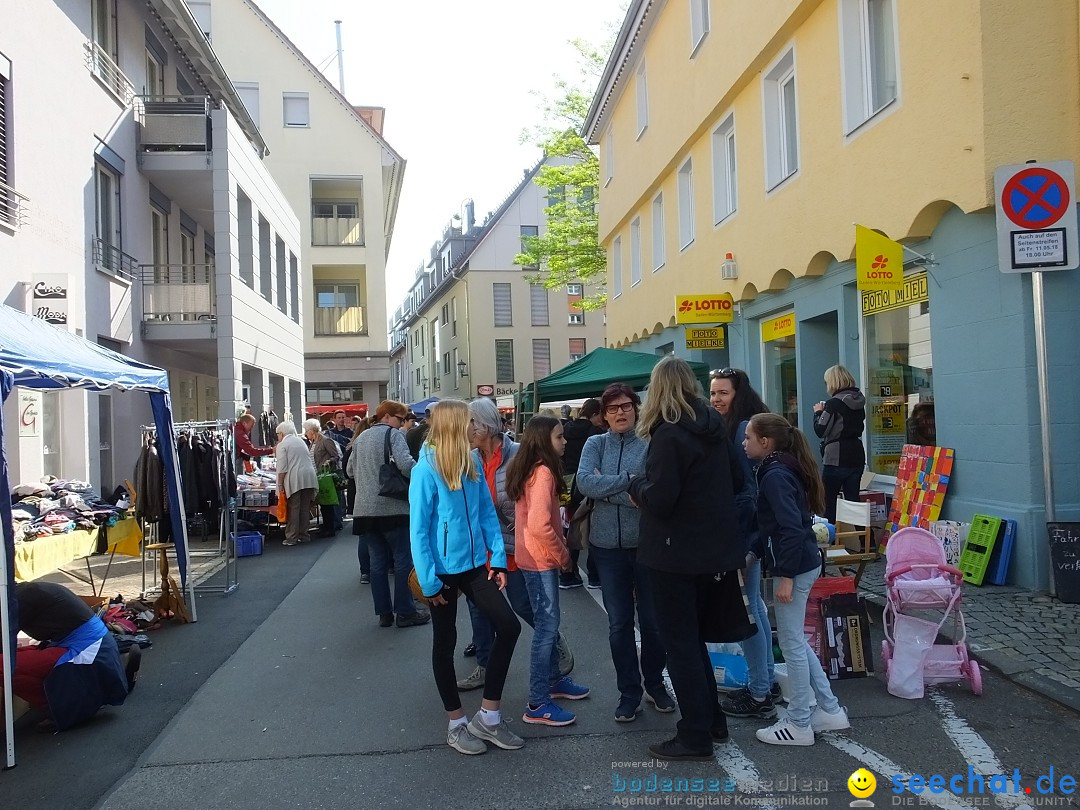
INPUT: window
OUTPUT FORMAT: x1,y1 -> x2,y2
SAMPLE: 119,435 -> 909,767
180,227 -> 196,281
432,318 -> 440,387
605,129 -> 614,185
530,284 -> 549,326
532,339 -> 551,379
289,252 -> 299,323
690,0 -> 710,54
315,283 -> 358,308
652,193 -> 665,270
569,312 -> 584,325
712,114 -> 737,223
452,348 -> 460,390
566,284 -> 583,296
313,281 -> 365,335
569,338 -> 586,362
451,297 -> 458,336
144,49 -> 164,98
636,62 -> 649,137
519,225 -> 539,269
283,92 -> 309,127
840,0 -> 898,132
186,0 -> 212,40
677,159 -> 695,249
91,0 -> 117,62
312,199 -> 362,246
0,52 -> 13,199
443,351 -> 451,376
441,303 -> 449,324
495,340 -> 515,383
863,272 -> 933,476
763,50 -> 799,189
612,236 -> 623,297
234,82 -> 260,128
493,282 -> 512,326
95,162 -> 121,251
630,217 -> 642,286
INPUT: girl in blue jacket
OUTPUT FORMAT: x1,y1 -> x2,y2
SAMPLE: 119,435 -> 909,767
743,413 -> 851,746
410,400 -> 523,756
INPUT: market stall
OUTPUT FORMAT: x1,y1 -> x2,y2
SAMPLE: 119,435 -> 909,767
0,304 -> 190,769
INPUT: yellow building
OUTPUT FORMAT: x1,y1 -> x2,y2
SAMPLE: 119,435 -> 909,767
584,0 -> 1080,590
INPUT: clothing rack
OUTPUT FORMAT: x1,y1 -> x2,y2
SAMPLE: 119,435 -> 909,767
139,419 -> 238,598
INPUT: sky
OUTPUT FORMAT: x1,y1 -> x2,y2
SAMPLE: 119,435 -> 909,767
252,0 -> 627,314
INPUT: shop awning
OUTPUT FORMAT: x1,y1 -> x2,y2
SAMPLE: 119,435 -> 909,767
305,404 -> 369,419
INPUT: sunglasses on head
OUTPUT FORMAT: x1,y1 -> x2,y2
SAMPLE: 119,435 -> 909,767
604,402 -> 635,415
711,367 -> 737,379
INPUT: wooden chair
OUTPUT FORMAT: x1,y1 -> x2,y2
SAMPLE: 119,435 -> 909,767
821,498 -> 878,586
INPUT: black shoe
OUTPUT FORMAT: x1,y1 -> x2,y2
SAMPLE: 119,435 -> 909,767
559,572 -> 584,590
360,573 -> 370,584
721,687 -> 777,719
124,646 -> 142,692
463,643 -> 477,658
615,697 -> 642,723
379,613 -> 394,627
396,611 -> 431,628
770,682 -> 783,702
586,579 -> 601,589
648,737 -> 714,761
711,726 -> 730,743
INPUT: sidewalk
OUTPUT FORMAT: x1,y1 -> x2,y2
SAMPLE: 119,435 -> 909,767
858,558 -> 1080,712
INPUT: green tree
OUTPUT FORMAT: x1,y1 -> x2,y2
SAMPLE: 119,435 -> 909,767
516,38 -> 610,310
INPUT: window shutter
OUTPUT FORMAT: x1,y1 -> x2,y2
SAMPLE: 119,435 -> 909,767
569,338 -> 586,360
532,339 -> 551,379
495,340 -> 515,383
0,69 -> 8,186
530,284 -> 549,326
493,283 -> 512,326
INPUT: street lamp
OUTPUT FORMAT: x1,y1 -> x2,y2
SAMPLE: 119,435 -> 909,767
457,359 -> 469,377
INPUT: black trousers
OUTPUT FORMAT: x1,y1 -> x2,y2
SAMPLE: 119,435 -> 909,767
431,566 -> 521,712
649,568 -> 725,751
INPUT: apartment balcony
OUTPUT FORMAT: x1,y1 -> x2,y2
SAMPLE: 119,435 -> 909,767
312,216 -> 364,246
92,237 -> 138,282
313,305 -> 366,337
138,95 -> 212,152
84,41 -> 135,104
140,263 -> 218,346
0,181 -> 30,232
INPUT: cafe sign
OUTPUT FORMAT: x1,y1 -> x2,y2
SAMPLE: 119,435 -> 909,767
32,274 -> 69,326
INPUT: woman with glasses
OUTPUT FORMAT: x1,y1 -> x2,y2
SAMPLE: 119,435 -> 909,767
627,357 -> 747,761
577,383 -> 675,723
709,368 -> 780,721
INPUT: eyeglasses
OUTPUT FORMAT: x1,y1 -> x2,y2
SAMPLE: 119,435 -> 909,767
604,402 -> 635,415
711,367 -> 737,379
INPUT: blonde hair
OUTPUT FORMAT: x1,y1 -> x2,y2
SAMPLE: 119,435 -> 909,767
637,356 -> 703,440
824,365 -> 857,396
426,400 -> 478,491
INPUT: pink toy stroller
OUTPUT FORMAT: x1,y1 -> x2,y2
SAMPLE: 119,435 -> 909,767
880,527 -> 982,697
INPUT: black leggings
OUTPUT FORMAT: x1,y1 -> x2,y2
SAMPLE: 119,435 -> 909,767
431,566 -> 521,711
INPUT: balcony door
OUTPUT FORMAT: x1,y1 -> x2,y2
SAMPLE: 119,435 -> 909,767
314,282 -> 364,336
311,199 -> 362,246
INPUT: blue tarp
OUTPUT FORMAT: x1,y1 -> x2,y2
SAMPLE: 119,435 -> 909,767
408,396 -> 440,414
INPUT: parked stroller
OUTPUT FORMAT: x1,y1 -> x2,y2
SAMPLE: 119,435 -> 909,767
881,527 -> 982,697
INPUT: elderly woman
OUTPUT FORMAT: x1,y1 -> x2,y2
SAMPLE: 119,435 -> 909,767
303,418 -> 343,537
275,421 -> 319,546
812,364 -> 866,522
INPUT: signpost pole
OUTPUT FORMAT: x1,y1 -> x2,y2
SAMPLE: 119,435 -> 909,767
1032,271 -> 1057,596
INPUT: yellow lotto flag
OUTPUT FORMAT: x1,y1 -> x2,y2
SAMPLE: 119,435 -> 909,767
855,225 -> 904,291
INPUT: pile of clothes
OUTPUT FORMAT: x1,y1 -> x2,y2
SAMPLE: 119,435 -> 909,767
11,478 -> 127,543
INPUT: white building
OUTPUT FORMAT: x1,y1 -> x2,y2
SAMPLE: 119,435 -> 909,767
194,0 -> 405,418
0,0 -> 305,494
390,158 -> 606,410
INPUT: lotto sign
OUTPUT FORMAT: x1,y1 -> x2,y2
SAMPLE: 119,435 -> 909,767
855,225 -> 904,291
674,293 -> 734,324
684,327 -> 726,350
994,161 -> 1078,272
761,313 -> 795,342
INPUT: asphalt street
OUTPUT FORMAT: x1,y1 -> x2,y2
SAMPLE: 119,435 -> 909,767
5,533 -> 1078,810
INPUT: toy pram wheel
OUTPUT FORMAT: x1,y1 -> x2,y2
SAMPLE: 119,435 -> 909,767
968,660 -> 983,696
881,640 -> 892,678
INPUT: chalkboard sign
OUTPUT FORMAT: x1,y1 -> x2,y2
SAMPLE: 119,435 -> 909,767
1047,522 -> 1080,604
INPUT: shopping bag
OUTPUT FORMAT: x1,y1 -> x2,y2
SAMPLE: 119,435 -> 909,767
701,569 -> 756,643
276,493 -> 288,523
706,642 -> 749,690
820,592 -> 874,680
566,499 -> 594,551
887,614 -> 938,698
317,472 -> 340,505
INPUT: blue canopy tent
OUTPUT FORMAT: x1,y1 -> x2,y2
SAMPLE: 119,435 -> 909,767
408,396 -> 440,413
0,305 -> 191,769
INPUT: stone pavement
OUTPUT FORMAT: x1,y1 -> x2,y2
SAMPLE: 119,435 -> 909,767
858,557 -> 1080,712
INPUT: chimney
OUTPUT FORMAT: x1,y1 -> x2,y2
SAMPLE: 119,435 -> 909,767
465,199 -> 475,231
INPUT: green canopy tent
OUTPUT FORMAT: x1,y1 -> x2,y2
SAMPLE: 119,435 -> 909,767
519,347 -> 712,414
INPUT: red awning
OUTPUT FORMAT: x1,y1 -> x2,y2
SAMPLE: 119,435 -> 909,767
305,404 -> 369,419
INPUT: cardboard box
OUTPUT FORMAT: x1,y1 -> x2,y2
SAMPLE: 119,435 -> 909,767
859,491 -> 888,524
821,593 -> 874,680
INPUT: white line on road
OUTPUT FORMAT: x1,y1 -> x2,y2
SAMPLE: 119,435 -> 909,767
713,743 -> 781,810
826,734 -> 974,810
928,690 -> 1033,810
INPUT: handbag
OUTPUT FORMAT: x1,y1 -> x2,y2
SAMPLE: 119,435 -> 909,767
700,569 -> 757,643
378,426 -> 411,501
566,498 -> 594,551
316,472 -> 340,505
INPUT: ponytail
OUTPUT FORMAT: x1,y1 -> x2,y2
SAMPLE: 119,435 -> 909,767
748,413 -> 826,515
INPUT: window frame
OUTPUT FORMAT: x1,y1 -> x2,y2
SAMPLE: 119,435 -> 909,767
711,113 -> 738,224
144,48 -> 165,98
762,48 -> 800,191
569,338 -> 586,362
492,282 -> 513,327
690,0 -> 711,56
529,283 -> 550,327
0,53 -> 12,193
568,312 -> 585,326
532,338 -> 551,379
91,0 -> 118,63
677,158 -> 695,250
314,282 -> 359,309
604,129 -> 614,186
839,0 -> 900,135
651,192 -> 665,271
635,61 -> 649,138
282,92 -> 310,128
630,217 -> 642,286
612,235 -> 623,298
95,161 -> 122,251
495,339 -> 515,384
519,224 -> 539,269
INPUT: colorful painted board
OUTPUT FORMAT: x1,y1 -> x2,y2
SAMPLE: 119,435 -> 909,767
884,444 -> 955,544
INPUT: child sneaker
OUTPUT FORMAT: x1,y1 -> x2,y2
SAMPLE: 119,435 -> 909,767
447,723 -> 487,755
810,705 -> 851,733
756,718 -> 815,746
550,676 -> 590,700
523,701 -> 576,726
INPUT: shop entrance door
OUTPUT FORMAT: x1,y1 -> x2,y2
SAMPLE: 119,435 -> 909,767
799,312 -> 840,433
761,311 -> 799,427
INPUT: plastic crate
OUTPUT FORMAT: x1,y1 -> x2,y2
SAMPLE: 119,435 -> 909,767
232,531 -> 263,557
958,514 -> 1003,586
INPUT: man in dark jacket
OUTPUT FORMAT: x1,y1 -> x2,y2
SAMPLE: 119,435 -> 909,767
405,408 -> 432,461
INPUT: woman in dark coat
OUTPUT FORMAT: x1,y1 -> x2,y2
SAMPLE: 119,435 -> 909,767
627,356 -> 747,761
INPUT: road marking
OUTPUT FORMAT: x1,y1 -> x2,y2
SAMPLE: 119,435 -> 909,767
928,690 -> 1033,810
826,734 -> 974,810
713,743 -> 781,810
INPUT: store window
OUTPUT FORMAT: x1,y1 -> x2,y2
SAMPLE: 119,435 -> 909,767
862,271 -> 933,476
761,312 -> 798,426
42,391 -> 62,479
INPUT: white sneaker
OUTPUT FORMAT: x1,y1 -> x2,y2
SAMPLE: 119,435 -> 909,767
447,723 -> 487,755
810,705 -> 851,733
756,718 -> 815,746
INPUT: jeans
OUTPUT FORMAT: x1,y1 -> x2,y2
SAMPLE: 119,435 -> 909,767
521,568 -> 563,706
430,567 -> 521,711
774,567 -> 841,727
356,535 -> 370,576
822,465 -> 863,522
362,525 -> 418,617
649,568 -> 724,751
739,557 -> 775,699
469,567 -> 534,668
590,545 -> 666,703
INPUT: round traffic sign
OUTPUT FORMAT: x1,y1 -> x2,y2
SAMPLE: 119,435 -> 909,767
1001,167 -> 1071,229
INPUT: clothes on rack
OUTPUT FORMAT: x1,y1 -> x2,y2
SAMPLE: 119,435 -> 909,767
136,422 -> 236,526
133,436 -> 166,523
258,410 -> 277,448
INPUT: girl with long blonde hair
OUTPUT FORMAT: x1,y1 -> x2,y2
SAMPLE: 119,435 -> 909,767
409,400 -> 524,756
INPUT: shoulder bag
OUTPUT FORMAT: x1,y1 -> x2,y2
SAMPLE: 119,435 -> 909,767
378,426 -> 411,501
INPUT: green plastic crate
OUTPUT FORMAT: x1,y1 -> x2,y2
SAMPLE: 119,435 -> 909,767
958,514 -> 1003,586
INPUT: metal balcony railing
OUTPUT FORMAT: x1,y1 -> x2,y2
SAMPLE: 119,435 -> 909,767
136,95 -> 213,151
84,41 -> 135,104
93,237 -> 138,281
313,305 -> 366,336
140,263 -> 216,321
0,180 -> 29,231
311,216 -> 364,246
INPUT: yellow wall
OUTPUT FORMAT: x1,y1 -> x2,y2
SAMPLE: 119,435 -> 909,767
597,0 -> 1080,347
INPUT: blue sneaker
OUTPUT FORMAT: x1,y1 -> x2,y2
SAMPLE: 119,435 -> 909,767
550,676 -> 590,700
523,701 -> 576,726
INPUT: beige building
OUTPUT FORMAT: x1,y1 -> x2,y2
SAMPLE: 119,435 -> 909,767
194,0 -> 405,416
389,159 -> 605,410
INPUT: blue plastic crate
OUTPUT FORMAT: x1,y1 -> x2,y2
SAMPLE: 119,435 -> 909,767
232,531 -> 263,557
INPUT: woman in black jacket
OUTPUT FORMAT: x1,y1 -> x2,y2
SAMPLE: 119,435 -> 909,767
812,365 -> 866,522
627,356 -> 746,761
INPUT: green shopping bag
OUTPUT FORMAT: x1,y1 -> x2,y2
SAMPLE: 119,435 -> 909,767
317,472 -> 340,506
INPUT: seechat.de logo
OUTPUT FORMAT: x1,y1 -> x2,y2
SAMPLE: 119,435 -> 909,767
849,768 -> 877,807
